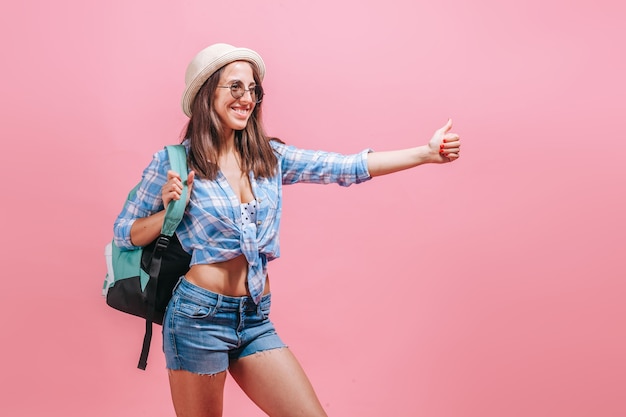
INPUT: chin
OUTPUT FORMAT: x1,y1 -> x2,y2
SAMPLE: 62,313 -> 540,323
231,124 -> 248,132
229,120 -> 250,131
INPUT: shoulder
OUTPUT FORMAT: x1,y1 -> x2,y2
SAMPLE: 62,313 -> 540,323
270,139 -> 305,159
270,138 -> 288,153
150,141 -> 189,168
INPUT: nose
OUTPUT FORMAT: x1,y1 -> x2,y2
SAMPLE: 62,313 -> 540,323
239,88 -> 254,103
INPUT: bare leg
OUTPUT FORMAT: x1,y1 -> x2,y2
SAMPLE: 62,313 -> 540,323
168,369 -> 227,417
229,347 -> 328,417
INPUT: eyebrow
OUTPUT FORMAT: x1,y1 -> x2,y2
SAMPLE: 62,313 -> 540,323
224,78 -> 257,87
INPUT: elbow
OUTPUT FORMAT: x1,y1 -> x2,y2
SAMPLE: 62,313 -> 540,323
113,218 -> 137,250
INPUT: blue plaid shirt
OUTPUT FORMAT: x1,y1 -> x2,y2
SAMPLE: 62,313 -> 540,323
114,140 -> 372,301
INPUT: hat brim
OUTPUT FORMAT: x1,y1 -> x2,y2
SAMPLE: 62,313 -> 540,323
181,46 -> 265,117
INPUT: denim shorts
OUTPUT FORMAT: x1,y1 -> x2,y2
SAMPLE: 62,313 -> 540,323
162,277 -> 286,375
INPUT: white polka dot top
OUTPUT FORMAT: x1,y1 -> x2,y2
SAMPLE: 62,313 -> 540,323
240,199 -> 257,227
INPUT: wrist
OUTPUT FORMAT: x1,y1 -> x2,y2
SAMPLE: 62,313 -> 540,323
413,145 -> 439,164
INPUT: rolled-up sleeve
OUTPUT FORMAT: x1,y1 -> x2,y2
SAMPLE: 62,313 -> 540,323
113,150 -> 171,250
272,141 -> 372,186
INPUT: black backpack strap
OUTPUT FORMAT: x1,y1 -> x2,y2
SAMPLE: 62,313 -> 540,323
137,235 -> 169,370
137,145 -> 188,370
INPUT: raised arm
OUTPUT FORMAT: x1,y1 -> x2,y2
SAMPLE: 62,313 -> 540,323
367,119 -> 461,177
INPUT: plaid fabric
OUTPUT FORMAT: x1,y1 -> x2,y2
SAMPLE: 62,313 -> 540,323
114,140 -> 372,303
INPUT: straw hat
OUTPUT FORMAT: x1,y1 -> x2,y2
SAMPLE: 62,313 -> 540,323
181,43 -> 266,117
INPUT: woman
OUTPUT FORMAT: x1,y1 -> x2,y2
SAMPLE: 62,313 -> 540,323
114,43 -> 460,417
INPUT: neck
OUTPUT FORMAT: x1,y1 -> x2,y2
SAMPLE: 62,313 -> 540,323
220,130 -> 236,154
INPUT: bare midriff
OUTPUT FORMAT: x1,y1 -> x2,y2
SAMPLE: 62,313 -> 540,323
184,254 -> 270,297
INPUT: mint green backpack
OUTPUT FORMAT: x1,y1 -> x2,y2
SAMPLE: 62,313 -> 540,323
103,145 -> 191,369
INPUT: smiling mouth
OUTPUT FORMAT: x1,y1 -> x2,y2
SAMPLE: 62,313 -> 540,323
232,107 -> 250,116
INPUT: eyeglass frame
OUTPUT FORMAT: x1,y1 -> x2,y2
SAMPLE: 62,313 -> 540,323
216,81 -> 264,104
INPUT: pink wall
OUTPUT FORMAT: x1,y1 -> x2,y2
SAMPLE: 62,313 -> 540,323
2,0 -> 624,416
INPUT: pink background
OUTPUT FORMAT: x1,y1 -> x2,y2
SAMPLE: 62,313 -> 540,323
1,0 -> 624,416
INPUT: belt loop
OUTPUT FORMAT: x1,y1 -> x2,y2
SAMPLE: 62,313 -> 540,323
216,293 -> 223,310
173,276 -> 184,293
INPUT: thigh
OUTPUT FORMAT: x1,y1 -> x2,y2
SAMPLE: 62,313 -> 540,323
169,369 -> 227,417
163,279 -> 237,375
229,347 -> 328,417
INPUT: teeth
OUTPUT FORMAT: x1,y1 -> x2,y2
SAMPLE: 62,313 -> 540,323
232,108 -> 248,115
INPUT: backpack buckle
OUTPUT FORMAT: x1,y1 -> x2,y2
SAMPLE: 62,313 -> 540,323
154,235 -> 170,253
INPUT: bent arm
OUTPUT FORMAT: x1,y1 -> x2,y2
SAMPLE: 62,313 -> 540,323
128,168 -> 193,246
129,210 -> 166,246
113,149 -> 171,250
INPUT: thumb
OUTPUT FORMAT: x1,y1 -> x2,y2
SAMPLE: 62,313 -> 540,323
184,171 -> 195,203
440,118 -> 453,133
186,171 -> 195,189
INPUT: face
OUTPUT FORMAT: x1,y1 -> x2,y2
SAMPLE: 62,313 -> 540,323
213,61 -> 258,136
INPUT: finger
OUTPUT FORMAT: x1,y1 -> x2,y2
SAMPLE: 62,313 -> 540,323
443,133 -> 460,142
186,171 -> 195,189
163,190 -> 181,208
442,142 -> 461,152
163,180 -> 182,196
440,141 -> 460,153
165,185 -> 181,198
442,149 -> 460,158
167,170 -> 182,181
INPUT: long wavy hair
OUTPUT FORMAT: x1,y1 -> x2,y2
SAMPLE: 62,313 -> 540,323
182,63 -> 279,180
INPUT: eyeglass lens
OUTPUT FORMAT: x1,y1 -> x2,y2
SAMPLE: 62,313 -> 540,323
230,82 -> 263,103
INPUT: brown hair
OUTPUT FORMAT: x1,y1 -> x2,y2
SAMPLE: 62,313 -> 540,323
182,63 -> 279,180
